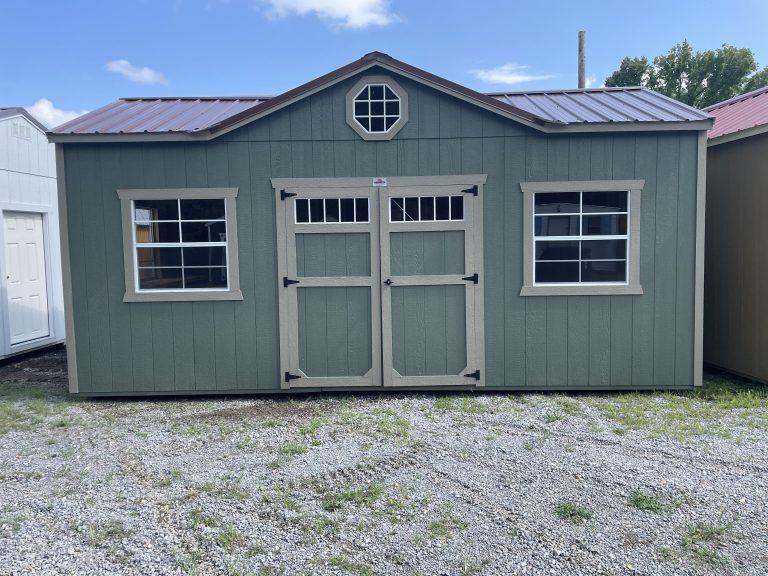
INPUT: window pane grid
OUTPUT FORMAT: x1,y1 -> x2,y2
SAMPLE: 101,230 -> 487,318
294,197 -> 369,224
533,191 -> 629,285
389,195 -> 464,222
132,199 -> 230,291
353,83 -> 401,134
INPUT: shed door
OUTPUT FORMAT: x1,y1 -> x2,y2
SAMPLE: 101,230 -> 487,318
4,212 -> 50,345
277,188 -> 382,388
380,184 -> 484,387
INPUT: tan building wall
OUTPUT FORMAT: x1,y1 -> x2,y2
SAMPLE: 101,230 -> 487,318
705,131 -> 768,382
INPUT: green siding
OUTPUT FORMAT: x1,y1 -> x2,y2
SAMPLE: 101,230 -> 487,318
63,68 -> 701,394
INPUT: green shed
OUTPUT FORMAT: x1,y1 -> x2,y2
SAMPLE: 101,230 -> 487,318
48,52 -> 712,396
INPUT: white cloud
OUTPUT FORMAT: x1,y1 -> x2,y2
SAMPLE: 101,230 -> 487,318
470,63 -> 556,86
584,75 -> 598,88
106,59 -> 168,85
26,98 -> 88,128
263,0 -> 399,29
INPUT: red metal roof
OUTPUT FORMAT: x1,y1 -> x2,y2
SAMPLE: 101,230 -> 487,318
705,86 -> 768,141
491,87 -> 709,124
49,52 -> 710,139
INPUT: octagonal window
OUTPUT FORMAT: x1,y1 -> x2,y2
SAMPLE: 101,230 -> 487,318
353,83 -> 401,134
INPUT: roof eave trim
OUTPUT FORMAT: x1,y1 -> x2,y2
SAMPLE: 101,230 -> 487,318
47,131 -> 213,144
708,123 -> 768,147
539,118 -> 713,134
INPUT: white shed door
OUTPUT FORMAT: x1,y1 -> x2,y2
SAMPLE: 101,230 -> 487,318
4,212 -> 50,345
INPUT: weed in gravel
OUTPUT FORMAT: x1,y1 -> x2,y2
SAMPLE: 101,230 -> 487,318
80,519 -> 129,547
328,555 -> 374,576
628,489 -> 670,513
216,525 -> 247,551
457,558 -> 489,575
555,502 -> 593,525
656,546 -> 674,561
271,441 -> 308,468
596,375 -> 768,440
185,479 -> 250,502
322,482 -> 383,512
190,509 -> 219,528
680,519 -> 733,566
373,408 -> 410,439
435,395 -> 487,414
246,543 -> 267,557
427,514 -> 469,539
174,550 -> 203,575
299,417 -> 324,436
0,511 -> 24,536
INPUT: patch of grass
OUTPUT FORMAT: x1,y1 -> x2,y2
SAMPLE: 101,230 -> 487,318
680,519 -> 733,567
0,511 -> 24,536
299,417 -> 324,436
544,412 -> 564,423
81,519 -> 129,547
427,514 -> 469,539
174,550 -> 203,575
190,509 -> 219,528
435,395 -> 487,414
270,441 -> 308,469
185,479 -> 250,502
373,408 -> 410,438
321,482 -> 383,512
457,558 -> 489,576
216,525 -> 247,551
596,374 -> 768,440
656,546 -> 674,561
555,502 -> 593,525
628,489 -> 668,513
328,555 -> 374,576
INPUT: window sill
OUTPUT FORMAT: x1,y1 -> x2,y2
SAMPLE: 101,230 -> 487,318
520,284 -> 643,297
123,289 -> 244,303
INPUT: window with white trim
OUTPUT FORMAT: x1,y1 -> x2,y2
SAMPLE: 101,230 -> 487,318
132,198 -> 230,290
353,83 -> 401,134
534,191 -> 628,284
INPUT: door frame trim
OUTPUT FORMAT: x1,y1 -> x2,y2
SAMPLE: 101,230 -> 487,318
0,209 -> 57,357
274,183 -> 382,389
272,174 -> 487,390
379,177 -> 486,387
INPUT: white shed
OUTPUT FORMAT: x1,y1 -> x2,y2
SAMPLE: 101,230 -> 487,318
0,108 -> 64,359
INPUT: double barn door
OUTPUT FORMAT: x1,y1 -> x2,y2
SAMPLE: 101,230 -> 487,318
275,176 -> 485,389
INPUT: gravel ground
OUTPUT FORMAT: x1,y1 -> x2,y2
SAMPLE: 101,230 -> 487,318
1,348 -> 768,576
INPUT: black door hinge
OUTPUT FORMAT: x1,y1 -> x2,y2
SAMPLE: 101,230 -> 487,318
464,369 -> 480,381
462,273 -> 479,284
283,277 -> 300,287
285,371 -> 302,383
462,185 -> 478,196
280,190 -> 297,201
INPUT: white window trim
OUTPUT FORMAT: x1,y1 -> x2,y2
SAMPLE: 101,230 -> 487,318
352,82 -> 402,135
118,188 -> 243,302
345,75 -> 409,141
520,180 -> 644,296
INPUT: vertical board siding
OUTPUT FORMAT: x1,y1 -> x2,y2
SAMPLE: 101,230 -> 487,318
63,70 -> 700,394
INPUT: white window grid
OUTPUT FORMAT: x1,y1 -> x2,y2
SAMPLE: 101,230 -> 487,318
532,191 -> 630,286
389,195 -> 464,223
353,83 -> 401,134
294,197 -> 370,224
131,199 -> 230,292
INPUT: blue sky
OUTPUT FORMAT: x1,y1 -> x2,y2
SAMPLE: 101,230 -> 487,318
3,0 -> 767,127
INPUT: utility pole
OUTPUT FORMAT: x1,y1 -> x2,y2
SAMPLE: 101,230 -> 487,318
578,30 -> 586,89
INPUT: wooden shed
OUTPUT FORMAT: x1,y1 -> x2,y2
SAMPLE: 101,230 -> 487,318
704,86 -> 768,383
0,108 -> 65,359
48,52 -> 711,396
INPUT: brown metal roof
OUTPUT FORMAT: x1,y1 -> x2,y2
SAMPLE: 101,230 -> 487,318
491,87 -> 711,124
49,52 -> 711,141
705,86 -> 768,143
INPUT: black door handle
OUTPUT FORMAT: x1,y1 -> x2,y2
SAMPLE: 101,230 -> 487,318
383,279 -> 394,286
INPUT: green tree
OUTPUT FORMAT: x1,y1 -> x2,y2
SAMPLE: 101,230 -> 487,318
605,40 -> 768,108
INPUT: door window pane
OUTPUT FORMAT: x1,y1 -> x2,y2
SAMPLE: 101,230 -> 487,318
325,198 -> 340,222
450,196 -> 464,220
295,199 -> 310,223
341,198 -> 355,222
